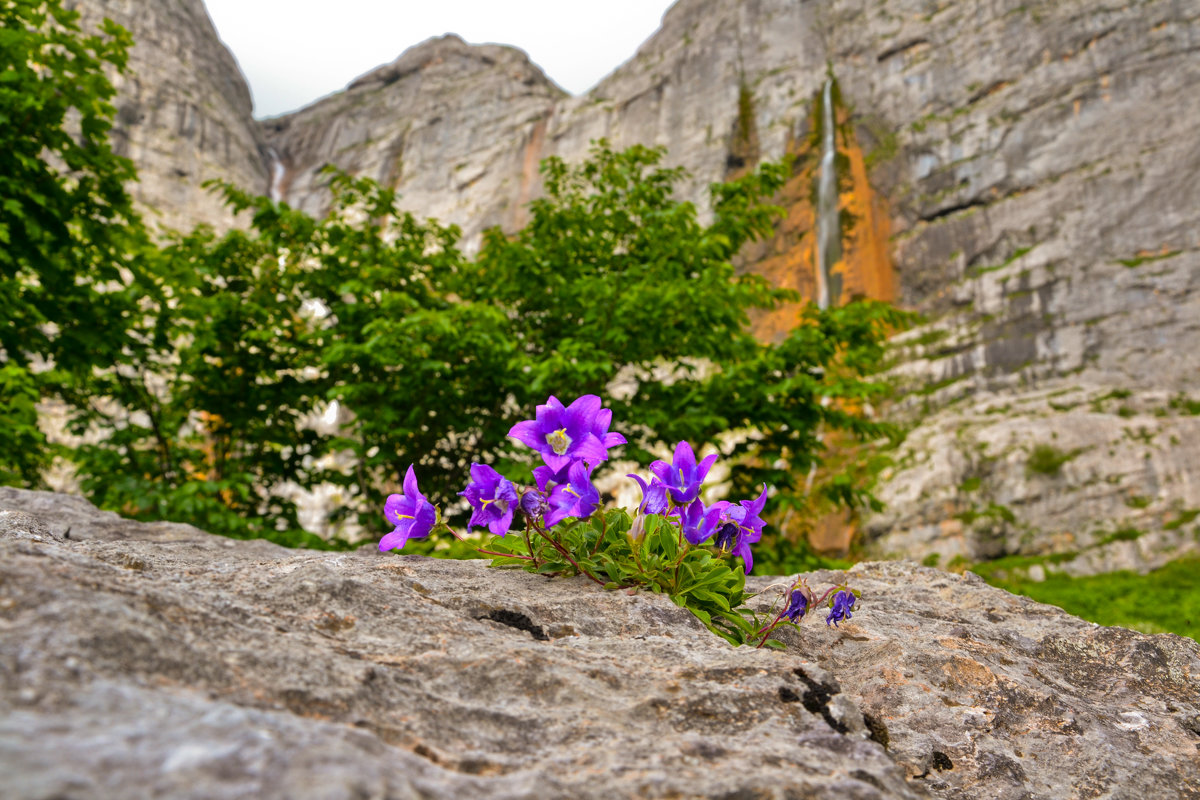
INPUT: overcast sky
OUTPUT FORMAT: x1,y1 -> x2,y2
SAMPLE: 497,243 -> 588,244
203,1 -> 678,119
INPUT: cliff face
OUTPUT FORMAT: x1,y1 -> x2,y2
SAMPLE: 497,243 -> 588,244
822,0 -> 1200,573
260,34 -> 567,243
72,0 -> 268,231
77,0 -> 1200,574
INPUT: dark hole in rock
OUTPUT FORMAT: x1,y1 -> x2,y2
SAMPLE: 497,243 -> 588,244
793,668 -> 849,734
778,686 -> 801,703
931,750 -> 954,771
481,609 -> 549,641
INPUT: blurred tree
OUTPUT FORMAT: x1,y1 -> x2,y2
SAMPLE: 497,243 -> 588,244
0,0 -> 143,486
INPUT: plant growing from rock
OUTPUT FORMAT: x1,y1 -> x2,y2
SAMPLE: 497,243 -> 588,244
379,393 -> 861,647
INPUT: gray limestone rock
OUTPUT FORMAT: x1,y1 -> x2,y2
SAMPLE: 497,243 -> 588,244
2,487 -> 1198,799
74,0 -> 269,232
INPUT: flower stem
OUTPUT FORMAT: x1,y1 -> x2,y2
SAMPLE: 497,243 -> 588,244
754,608 -> 788,648
533,527 -> 606,587
589,511 -> 607,557
477,548 -> 533,561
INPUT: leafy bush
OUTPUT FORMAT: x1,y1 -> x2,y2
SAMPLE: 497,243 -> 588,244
1025,444 -> 1078,477
0,1 -> 146,484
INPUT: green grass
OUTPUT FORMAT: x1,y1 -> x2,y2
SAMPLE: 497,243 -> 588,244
1118,250 -> 1179,268
984,556 -> 1200,641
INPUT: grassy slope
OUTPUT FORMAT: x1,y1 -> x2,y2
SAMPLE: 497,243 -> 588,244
980,557 -> 1200,642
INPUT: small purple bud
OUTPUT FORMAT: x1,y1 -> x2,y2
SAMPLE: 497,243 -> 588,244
520,489 -> 547,519
826,590 -> 857,627
783,589 -> 808,622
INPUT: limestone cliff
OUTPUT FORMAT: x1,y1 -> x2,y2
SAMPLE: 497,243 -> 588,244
259,34 -> 567,244
72,0 -> 268,231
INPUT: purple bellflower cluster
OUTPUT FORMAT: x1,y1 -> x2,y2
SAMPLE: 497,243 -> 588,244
378,393 -> 863,648
630,440 -> 769,573
380,394 -> 624,551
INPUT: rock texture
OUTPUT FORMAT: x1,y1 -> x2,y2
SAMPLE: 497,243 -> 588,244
3,487 -> 1200,799
260,35 -> 567,244
73,0 -> 268,231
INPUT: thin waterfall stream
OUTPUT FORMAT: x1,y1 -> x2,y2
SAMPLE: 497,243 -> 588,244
815,77 -> 839,310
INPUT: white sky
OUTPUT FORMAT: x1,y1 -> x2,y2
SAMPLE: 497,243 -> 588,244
203,1 -> 678,119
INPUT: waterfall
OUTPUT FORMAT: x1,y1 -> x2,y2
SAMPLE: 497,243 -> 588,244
267,147 -> 286,204
815,77 -> 840,310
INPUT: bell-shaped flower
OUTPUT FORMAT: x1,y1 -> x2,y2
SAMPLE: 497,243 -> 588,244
826,590 -> 858,627
649,441 -> 719,505
628,473 -> 668,516
532,462 -> 570,493
676,498 -> 727,545
380,465 -> 437,551
714,484 -> 768,573
544,460 -> 600,529
509,394 -> 626,473
459,463 -> 519,536
783,586 -> 809,622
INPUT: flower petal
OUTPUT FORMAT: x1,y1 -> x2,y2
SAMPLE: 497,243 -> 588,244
508,419 -> 546,450
696,452 -> 720,483
563,394 -> 602,436
402,465 -> 421,501
569,432 -> 609,464
673,440 -> 697,473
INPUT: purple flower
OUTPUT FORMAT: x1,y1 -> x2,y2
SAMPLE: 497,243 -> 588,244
519,488 -> 547,520
676,498 -> 727,546
826,590 -> 857,627
459,463 -> 519,536
716,484 -> 768,573
783,587 -> 808,622
545,460 -> 600,528
714,522 -> 737,551
509,395 -> 626,473
380,465 -> 437,551
628,473 -> 668,516
650,441 -> 719,506
532,462 -> 570,492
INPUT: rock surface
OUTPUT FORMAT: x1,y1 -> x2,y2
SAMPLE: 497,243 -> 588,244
2,487 -> 1198,799
74,0 -> 268,231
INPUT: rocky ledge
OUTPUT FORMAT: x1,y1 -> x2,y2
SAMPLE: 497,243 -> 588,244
1,487 -> 1197,799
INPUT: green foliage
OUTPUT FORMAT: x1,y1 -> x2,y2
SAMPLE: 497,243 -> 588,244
83,142 -> 896,541
1169,393 -> 1200,416
957,502 -> 1016,526
1164,508 -> 1200,531
1118,250 -> 1179,269
0,364 -> 51,487
1025,444 -> 1078,477
750,532 -> 851,576
985,557 -> 1200,641
476,507 -> 847,647
0,1 -> 145,474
